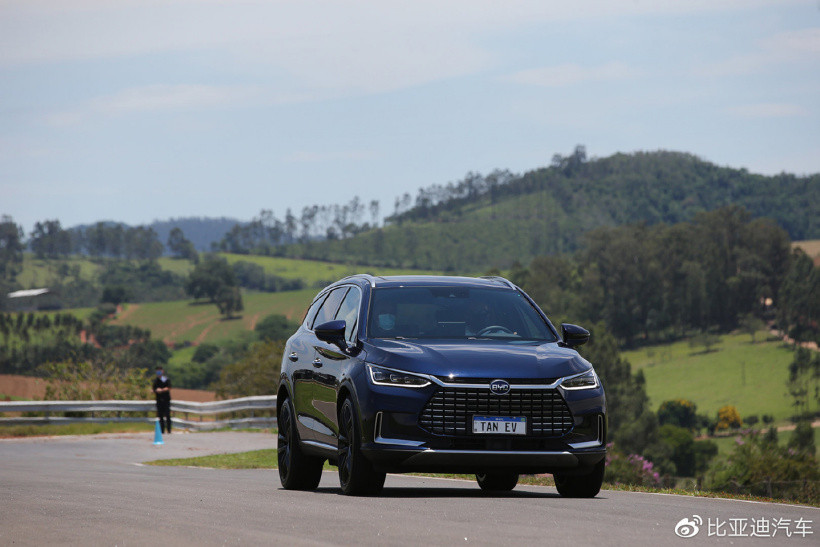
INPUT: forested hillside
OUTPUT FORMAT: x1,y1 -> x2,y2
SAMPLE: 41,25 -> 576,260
273,149 -> 818,271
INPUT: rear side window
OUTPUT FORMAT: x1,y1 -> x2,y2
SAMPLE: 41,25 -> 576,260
310,287 -> 348,329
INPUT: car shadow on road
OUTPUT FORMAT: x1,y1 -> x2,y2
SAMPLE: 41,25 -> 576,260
308,486 -> 587,499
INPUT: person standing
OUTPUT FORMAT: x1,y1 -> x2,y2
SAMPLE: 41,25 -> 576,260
152,366 -> 172,434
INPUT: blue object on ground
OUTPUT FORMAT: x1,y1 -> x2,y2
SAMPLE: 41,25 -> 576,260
153,420 -> 164,445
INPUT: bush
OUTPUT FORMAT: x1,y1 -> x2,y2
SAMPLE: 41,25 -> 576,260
788,421 -> 816,456
657,399 -> 698,430
716,405 -> 742,430
705,430 -> 820,503
605,445 -> 662,486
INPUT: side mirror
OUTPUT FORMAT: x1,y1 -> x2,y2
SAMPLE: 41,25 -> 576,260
314,320 -> 347,349
561,323 -> 590,348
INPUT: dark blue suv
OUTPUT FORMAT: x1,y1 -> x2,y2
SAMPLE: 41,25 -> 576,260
277,275 -> 606,496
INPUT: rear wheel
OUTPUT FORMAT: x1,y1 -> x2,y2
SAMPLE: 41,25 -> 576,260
277,396 -> 324,490
338,398 -> 386,496
476,472 -> 519,492
553,459 -> 605,498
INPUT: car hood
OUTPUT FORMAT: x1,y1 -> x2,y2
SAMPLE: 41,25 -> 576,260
362,339 -> 592,381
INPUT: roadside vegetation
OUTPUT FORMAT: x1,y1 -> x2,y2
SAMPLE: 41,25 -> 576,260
144,445 -> 819,507
0,422 -> 153,438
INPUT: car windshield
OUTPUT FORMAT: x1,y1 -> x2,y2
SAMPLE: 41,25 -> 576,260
367,286 -> 558,341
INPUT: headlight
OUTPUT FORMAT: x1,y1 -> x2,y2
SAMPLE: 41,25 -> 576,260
560,369 -> 599,390
367,364 -> 431,388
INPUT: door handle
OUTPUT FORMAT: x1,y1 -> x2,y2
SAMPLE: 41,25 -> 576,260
312,358 -> 323,368
288,352 -> 298,362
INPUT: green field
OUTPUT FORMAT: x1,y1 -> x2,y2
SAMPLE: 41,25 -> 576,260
711,427 -> 820,456
109,289 -> 316,345
622,331 -> 798,424
217,254 -> 441,287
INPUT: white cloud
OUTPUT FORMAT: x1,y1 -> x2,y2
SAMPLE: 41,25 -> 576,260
0,0 -> 800,96
696,27 -> 820,78
90,84 -> 261,114
283,150 -> 375,163
508,62 -> 639,88
42,84 -> 263,126
727,103 -> 808,119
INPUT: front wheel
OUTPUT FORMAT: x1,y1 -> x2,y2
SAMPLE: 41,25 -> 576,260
553,459 -> 605,498
337,398 -> 386,496
476,472 -> 519,492
277,396 -> 324,490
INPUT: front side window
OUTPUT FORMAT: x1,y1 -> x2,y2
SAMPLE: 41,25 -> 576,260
366,287 -> 557,341
334,286 -> 361,341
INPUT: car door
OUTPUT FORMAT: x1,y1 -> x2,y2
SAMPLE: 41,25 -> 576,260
297,287 -> 348,444
310,285 -> 362,447
288,292 -> 329,443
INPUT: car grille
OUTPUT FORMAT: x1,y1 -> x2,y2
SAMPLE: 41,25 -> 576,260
418,387 -> 573,437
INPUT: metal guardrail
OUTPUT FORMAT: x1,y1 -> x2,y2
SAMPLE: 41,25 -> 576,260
0,395 -> 278,431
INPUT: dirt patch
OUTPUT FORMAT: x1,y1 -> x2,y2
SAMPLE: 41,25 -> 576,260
0,374 -> 216,402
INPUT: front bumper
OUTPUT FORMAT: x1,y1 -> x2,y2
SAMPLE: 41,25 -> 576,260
361,444 -> 606,474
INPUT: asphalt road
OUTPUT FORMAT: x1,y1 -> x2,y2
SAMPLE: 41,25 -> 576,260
1,432 -> 817,546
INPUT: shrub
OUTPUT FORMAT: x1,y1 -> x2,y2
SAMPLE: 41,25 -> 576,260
705,430 -> 820,503
605,445 -> 661,486
716,405 -> 742,430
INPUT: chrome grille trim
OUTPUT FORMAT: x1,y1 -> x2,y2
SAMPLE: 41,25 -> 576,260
419,387 -> 574,437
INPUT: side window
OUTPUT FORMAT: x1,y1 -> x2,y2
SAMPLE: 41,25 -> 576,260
303,293 -> 328,328
334,286 -> 362,341
310,288 -> 348,329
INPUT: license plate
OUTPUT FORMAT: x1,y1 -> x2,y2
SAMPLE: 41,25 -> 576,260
472,416 -> 527,435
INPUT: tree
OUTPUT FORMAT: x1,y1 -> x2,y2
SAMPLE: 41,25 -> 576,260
657,399 -> 699,430
216,286 -> 243,319
778,250 -> 820,344
101,285 -> 130,306
29,220 -> 71,258
255,314 -> 296,341
124,226 -> 163,260
186,255 -> 236,302
786,348 -> 820,418
739,314 -> 765,343
788,421 -> 816,456
167,227 -> 198,262
213,340 -> 283,398
716,405 -> 743,430
0,216 -> 24,280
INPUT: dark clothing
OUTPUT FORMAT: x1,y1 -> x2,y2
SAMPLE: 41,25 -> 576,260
152,375 -> 172,434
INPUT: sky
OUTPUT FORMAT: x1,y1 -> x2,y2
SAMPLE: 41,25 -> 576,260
1,0 -> 819,233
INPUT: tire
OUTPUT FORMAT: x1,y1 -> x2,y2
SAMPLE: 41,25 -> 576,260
476,472 -> 519,492
337,398 -> 386,496
553,459 -> 605,498
277,396 -> 324,490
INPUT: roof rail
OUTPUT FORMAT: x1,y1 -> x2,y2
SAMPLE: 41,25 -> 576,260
338,273 -> 380,288
479,276 -> 516,289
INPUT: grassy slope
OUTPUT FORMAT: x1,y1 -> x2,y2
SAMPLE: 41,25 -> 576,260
109,289 -> 316,345
711,427 -> 820,456
622,331 -> 797,424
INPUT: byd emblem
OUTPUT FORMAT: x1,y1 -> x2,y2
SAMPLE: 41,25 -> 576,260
489,379 -> 510,395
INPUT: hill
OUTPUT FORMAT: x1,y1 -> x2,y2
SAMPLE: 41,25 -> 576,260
108,289 -> 315,345
622,331 -> 798,424
278,150 -> 819,271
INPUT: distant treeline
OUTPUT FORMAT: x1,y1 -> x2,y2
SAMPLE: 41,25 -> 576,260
273,149 -> 819,271
509,206 -> 817,346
